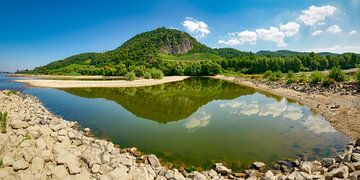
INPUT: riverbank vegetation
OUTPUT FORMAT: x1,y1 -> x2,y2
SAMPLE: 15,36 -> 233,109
16,28 -> 360,79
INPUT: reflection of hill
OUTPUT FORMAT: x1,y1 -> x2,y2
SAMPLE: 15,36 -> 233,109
62,77 -> 255,123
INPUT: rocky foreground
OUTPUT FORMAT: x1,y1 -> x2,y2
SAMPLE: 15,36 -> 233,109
0,90 -> 359,180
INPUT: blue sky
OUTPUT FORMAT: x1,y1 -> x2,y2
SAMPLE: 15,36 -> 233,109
0,0 -> 359,72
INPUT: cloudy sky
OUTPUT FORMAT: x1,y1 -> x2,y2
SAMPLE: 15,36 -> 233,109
0,0 -> 359,72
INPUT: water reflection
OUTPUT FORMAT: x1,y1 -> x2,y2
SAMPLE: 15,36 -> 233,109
218,93 -> 337,134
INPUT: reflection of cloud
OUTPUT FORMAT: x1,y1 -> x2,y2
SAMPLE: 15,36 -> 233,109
185,111 -> 211,130
302,115 -> 337,134
218,95 -> 336,134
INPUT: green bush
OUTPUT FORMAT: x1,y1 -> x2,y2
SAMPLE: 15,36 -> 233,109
144,72 -> 152,79
125,71 -> 136,81
149,68 -> 164,79
356,69 -> 360,85
287,78 -> 295,84
298,73 -> 307,83
321,76 -> 334,87
287,70 -> 295,79
269,71 -> 282,81
328,67 -> 346,82
310,71 -> 323,84
263,70 -> 273,78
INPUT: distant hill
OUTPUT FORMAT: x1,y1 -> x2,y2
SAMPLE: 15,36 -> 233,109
256,50 -> 340,57
20,27 -> 359,76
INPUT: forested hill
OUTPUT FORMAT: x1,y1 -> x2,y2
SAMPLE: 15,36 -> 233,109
19,28 -> 360,76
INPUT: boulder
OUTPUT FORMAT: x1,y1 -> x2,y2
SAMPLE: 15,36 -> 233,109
30,156 -> 44,173
50,165 -> 69,179
147,154 -> 161,168
188,171 -> 206,180
325,166 -> 349,180
322,158 -> 336,167
300,161 -> 322,174
351,153 -> 360,162
91,163 -> 101,173
164,169 -> 185,180
13,158 -> 29,171
10,120 -> 29,129
252,161 -> 266,171
213,163 -> 231,175
2,154 -> 14,167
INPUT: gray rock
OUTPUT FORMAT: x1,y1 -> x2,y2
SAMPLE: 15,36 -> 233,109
213,163 -> 231,175
91,163 -> 101,173
50,165 -> 69,179
252,161 -> 266,171
2,154 -> 14,167
165,169 -> 185,180
322,158 -> 336,167
325,166 -> 349,180
300,161 -> 322,174
148,154 -> 161,168
10,120 -> 29,129
351,153 -> 360,162
188,171 -> 206,180
101,152 -> 110,163
349,171 -> 360,180
30,156 -> 44,173
107,167 -> 128,179
13,158 -> 29,171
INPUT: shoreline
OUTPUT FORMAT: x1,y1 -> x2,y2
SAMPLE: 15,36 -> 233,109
14,76 -> 190,88
212,75 -> 360,139
0,91 -> 360,179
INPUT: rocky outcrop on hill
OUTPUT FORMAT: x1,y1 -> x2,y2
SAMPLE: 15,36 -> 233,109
0,90 -> 359,179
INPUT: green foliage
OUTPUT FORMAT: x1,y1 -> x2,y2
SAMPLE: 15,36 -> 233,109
269,71 -> 282,81
321,76 -> 334,87
144,72 -> 152,79
299,73 -> 308,83
125,71 -> 136,81
149,68 -> 164,79
263,70 -> 273,78
355,69 -> 360,85
287,70 -> 294,79
328,67 -> 346,82
310,71 -> 323,84
4,90 -> 17,96
0,112 -> 7,133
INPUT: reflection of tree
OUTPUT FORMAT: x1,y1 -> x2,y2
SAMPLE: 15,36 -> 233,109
62,78 -> 255,123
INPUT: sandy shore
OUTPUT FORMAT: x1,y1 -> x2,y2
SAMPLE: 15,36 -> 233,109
213,75 -> 360,139
9,74 -> 126,80
14,76 -> 190,88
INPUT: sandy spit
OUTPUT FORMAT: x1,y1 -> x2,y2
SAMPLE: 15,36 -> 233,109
213,75 -> 360,139
14,76 -> 190,88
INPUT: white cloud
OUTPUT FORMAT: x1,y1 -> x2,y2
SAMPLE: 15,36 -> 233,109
298,5 -> 337,26
311,30 -> 323,36
256,27 -> 286,47
327,25 -> 342,33
218,38 -> 242,46
184,111 -> 211,130
237,30 -> 258,44
310,45 -> 360,53
349,30 -> 357,35
280,22 -> 301,37
181,17 -> 210,38
218,30 -> 257,46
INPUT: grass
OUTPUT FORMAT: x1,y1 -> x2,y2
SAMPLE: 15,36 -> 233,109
17,132 -> 30,148
0,112 -> 7,133
4,90 -> 17,96
159,53 -> 223,62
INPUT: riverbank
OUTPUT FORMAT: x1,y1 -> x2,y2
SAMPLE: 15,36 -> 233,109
213,75 -> 360,139
14,76 -> 190,88
9,74 -> 126,80
0,90 -> 360,179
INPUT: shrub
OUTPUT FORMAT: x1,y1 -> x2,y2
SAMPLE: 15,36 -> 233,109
310,71 -> 323,84
125,71 -> 136,81
356,69 -> 360,85
269,71 -> 282,81
298,73 -> 307,83
0,112 -> 7,133
149,68 -> 164,79
287,70 -> 295,79
263,70 -> 273,78
144,72 -> 151,79
321,76 -> 334,87
328,67 -> 346,82
287,78 -> 295,84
